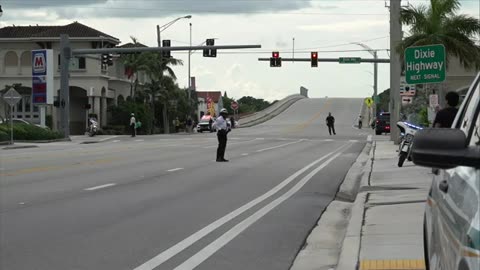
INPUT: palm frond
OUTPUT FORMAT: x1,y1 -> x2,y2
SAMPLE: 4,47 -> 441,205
444,15 -> 480,37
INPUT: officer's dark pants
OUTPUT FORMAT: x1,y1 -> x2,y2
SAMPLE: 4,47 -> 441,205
131,124 -> 136,137
216,130 -> 227,160
328,124 -> 336,135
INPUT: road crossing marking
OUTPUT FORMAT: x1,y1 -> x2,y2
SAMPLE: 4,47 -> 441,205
135,139 -> 144,142
173,151 -> 344,270
113,140 -> 120,143
167,168 -> 184,172
349,140 -> 359,142
241,153 -> 249,156
84,183 -> 116,191
256,140 -> 302,153
133,144 -> 350,270
99,136 -> 118,142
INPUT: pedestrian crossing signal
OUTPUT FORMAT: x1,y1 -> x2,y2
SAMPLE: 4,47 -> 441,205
270,51 -> 281,67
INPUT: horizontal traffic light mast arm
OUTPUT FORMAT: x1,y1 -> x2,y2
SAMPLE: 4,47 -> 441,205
73,45 -> 261,55
258,57 -> 390,63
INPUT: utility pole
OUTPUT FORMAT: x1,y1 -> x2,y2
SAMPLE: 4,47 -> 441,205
188,23 -> 192,118
156,25 -> 169,134
60,34 -> 71,138
373,50 -> 378,119
390,0 -> 402,143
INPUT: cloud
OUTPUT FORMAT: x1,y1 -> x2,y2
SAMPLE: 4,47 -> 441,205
4,0 -> 313,19
297,20 -> 386,32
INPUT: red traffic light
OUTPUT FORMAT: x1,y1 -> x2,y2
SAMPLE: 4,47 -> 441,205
311,52 -> 318,59
272,51 -> 280,58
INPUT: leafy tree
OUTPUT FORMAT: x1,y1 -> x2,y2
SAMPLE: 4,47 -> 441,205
120,36 -> 149,97
398,0 -> 480,70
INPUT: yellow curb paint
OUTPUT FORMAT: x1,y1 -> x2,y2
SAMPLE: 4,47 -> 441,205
360,260 -> 425,270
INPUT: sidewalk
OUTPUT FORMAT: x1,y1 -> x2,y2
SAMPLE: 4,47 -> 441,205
357,140 -> 431,270
291,138 -> 432,270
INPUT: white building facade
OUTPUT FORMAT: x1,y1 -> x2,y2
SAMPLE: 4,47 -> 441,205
0,22 -> 144,134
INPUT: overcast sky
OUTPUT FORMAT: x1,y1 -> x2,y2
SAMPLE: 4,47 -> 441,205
1,0 -> 479,101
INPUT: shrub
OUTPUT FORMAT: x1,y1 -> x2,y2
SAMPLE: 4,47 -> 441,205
0,123 -> 63,141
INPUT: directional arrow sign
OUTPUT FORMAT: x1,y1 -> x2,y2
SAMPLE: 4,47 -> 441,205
3,87 -> 22,106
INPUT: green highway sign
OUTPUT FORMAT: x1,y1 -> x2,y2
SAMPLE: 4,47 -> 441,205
339,57 -> 361,64
405,44 -> 445,84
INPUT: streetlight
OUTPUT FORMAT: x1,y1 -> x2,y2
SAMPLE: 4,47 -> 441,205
156,15 -> 192,134
352,42 -> 379,119
156,15 -> 192,47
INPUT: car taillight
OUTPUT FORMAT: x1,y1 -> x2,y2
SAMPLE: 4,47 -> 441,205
376,120 -> 379,123
385,125 -> 390,129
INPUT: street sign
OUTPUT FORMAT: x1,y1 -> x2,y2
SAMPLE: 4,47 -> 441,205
405,44 -> 446,84
339,57 -> 361,64
364,97 -> 374,108
32,49 -> 54,105
429,94 -> 439,108
400,77 -> 416,96
231,101 -> 239,110
402,96 -> 414,105
2,87 -> 22,106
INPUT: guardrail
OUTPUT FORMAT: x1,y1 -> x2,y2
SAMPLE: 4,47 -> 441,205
238,94 -> 306,128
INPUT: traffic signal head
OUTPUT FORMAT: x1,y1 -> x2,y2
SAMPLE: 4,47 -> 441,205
270,51 -> 281,67
311,52 -> 318,67
101,53 -> 113,66
162,40 -> 171,58
203,39 -> 216,57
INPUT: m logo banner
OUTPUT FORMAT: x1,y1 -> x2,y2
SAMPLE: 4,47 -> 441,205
33,52 -> 46,74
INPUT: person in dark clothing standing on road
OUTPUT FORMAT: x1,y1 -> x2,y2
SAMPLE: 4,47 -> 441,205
130,113 -> 136,137
433,91 -> 459,128
215,108 -> 230,162
326,112 -> 336,135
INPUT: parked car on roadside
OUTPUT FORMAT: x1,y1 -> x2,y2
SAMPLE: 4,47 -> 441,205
412,72 -> 480,270
375,112 -> 391,135
197,115 -> 215,133
0,118 -> 48,129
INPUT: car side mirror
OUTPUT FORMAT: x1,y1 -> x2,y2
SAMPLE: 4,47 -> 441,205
411,128 -> 480,169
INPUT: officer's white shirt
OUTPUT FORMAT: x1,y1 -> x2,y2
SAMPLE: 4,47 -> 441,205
130,116 -> 136,125
215,116 -> 227,130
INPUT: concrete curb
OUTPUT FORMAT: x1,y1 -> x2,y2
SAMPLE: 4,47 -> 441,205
336,141 -> 376,270
336,141 -> 372,202
336,192 -> 367,270
2,145 -> 39,150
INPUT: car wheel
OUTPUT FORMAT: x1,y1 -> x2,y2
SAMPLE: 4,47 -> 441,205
398,152 -> 407,167
423,216 -> 430,270
375,130 -> 382,135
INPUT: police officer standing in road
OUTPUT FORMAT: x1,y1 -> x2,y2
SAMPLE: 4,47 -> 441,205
326,112 -> 336,135
215,108 -> 230,162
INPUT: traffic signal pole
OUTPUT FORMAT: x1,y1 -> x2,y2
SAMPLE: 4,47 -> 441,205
390,0 -> 402,144
258,57 -> 390,63
59,34 -> 261,138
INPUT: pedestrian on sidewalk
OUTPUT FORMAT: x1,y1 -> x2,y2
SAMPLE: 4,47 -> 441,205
326,112 -> 336,135
130,113 -> 136,137
215,108 -> 230,162
186,117 -> 193,133
433,91 -> 460,128
174,117 -> 180,133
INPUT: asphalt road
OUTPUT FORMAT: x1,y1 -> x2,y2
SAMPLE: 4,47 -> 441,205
0,98 -> 371,270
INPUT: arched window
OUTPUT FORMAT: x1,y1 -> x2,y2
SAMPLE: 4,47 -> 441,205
4,51 -> 18,74
20,51 -> 32,74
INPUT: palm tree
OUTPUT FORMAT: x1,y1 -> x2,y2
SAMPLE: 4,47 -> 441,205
121,36 -> 149,98
398,0 -> 480,70
143,53 -> 183,133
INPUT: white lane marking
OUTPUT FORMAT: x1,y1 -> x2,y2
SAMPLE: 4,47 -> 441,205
84,183 -> 116,191
18,202 -> 26,205
349,140 -> 359,142
99,136 -> 118,142
167,168 -> 184,172
203,138 -> 258,149
255,140 -> 302,153
133,144 -> 348,270
135,139 -> 145,142
174,151 -> 344,270
367,135 -> 373,142
324,139 -> 334,142
255,138 -> 265,140
241,153 -> 249,156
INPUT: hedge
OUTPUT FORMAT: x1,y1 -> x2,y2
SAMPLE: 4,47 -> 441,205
0,124 -> 63,141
